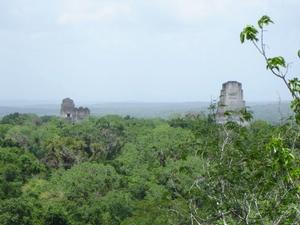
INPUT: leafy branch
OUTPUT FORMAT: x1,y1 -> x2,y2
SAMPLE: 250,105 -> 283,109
240,15 -> 300,123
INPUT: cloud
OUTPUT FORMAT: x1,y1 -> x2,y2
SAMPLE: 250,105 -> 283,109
152,0 -> 271,23
56,0 -> 291,29
56,0 -> 271,26
57,0 -> 132,25
163,0 -> 228,21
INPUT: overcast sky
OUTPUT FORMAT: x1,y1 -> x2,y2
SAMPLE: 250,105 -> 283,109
0,0 -> 299,103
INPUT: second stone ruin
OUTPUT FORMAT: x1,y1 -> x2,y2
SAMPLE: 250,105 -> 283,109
216,81 -> 247,125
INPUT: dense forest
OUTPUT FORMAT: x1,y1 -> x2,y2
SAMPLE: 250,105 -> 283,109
0,110 -> 299,225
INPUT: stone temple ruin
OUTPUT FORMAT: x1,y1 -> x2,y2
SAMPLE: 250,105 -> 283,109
60,98 -> 90,122
216,81 -> 247,125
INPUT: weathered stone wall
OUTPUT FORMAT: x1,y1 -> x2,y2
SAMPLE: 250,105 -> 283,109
76,107 -> 90,120
60,98 -> 76,121
60,98 -> 90,122
216,81 -> 246,124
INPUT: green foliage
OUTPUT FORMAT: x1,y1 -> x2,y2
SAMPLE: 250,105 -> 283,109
36,163 -> 129,225
0,147 -> 45,199
1,113 -> 41,126
241,16 -> 300,125
0,197 -> 41,225
239,107 -> 254,122
240,15 -> 273,44
266,137 -> 299,180
0,112 -> 299,224
43,206 -> 71,225
267,56 -> 286,71
258,15 -> 273,28
49,163 -> 120,200
289,78 -> 300,123
240,25 -> 258,43
240,15 -> 300,224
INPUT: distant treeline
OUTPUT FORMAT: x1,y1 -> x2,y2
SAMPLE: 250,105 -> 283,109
0,101 -> 293,123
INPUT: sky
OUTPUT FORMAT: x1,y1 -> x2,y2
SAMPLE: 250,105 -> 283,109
0,0 -> 299,103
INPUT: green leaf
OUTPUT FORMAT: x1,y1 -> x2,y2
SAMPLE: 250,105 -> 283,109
298,50 -> 300,58
258,15 -> 273,29
240,108 -> 253,122
240,32 -> 245,43
266,56 -> 286,71
224,110 -> 233,116
240,25 -> 259,43
289,78 -> 300,93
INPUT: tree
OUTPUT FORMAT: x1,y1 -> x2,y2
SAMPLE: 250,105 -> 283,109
239,16 -> 300,224
240,15 -> 300,123
0,197 -> 41,225
0,147 -> 45,200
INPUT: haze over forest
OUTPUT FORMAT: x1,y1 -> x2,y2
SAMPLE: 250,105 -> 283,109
0,101 -> 293,124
